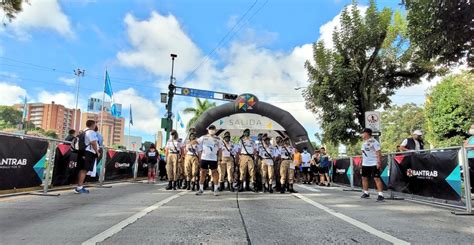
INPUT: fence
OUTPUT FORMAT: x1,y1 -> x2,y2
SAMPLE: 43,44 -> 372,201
331,146 -> 473,214
0,132 -> 144,195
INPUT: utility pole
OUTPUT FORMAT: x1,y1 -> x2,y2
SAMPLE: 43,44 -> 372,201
73,69 -> 85,131
166,54 -> 177,142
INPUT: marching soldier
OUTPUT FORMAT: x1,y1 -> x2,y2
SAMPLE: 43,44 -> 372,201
177,137 -> 186,189
184,131 -> 201,191
255,133 -> 264,191
219,131 -> 236,192
279,137 -> 298,194
274,136 -> 283,191
165,130 -> 184,190
237,128 -> 257,192
259,135 -> 277,193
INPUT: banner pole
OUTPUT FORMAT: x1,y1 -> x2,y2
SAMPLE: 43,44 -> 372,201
386,153 -> 404,200
454,145 -> 473,215
94,147 -> 112,188
31,141 -> 60,197
343,157 -> 358,192
133,151 -> 139,181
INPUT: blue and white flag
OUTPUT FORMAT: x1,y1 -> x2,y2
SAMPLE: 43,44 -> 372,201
177,112 -> 184,129
104,71 -> 113,98
22,96 -> 28,120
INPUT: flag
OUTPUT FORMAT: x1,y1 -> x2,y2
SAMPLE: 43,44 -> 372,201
22,96 -> 28,120
129,105 -> 133,126
177,112 -> 184,128
104,70 -> 113,98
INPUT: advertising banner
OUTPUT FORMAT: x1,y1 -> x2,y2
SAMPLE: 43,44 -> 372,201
468,149 -> 474,193
332,158 -> 351,186
0,135 -> 49,190
104,150 -> 136,181
390,149 -> 461,201
51,144 -> 100,186
353,155 -> 389,190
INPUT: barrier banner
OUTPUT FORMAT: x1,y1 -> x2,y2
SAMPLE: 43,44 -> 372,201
390,149 -> 461,201
51,144 -> 100,186
0,135 -> 48,190
104,150 -> 135,181
332,158 -> 351,186
353,155 -> 388,190
468,149 -> 474,193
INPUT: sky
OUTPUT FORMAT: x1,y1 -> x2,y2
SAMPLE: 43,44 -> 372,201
0,0 -> 434,143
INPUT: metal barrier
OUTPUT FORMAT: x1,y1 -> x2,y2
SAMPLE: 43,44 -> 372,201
331,146 -> 473,214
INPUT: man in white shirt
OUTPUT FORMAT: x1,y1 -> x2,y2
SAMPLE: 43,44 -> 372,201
300,147 -> 312,184
219,131 -> 236,192
259,136 -> 277,193
360,128 -> 384,202
196,125 -> 222,196
75,120 -> 99,194
165,130 -> 184,190
237,128 -> 257,192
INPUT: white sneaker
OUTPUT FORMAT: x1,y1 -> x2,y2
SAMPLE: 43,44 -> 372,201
196,190 -> 203,196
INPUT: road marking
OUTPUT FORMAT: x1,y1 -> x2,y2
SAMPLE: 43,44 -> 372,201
295,184 -> 321,192
82,192 -> 186,245
293,193 -> 410,245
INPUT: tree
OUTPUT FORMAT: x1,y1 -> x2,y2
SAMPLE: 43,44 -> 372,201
0,105 -> 21,129
425,72 -> 474,147
304,0 -> 433,145
380,103 -> 425,153
182,98 -> 216,130
404,0 -> 474,68
1,0 -> 26,24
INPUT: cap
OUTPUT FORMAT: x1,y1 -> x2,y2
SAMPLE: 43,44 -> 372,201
263,136 -> 271,141
171,129 -> 177,134
413,130 -> 423,136
362,128 -> 373,134
243,128 -> 250,133
188,127 -> 196,133
224,131 -> 231,137
208,125 -> 216,130
150,144 -> 156,149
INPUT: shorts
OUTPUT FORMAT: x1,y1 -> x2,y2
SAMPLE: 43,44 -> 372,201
319,166 -> 329,174
311,165 -> 319,173
147,161 -> 157,168
302,167 -> 311,173
200,160 -> 218,170
362,166 -> 381,178
77,151 -> 96,171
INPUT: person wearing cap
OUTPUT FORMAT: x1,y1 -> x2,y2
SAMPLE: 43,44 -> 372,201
219,131 -> 237,192
360,128 -> 384,202
278,137 -> 298,193
237,128 -> 258,192
259,136 -> 277,193
255,133 -> 264,191
273,136 -> 283,191
165,130 -> 184,190
196,125 -> 222,196
145,144 -> 159,183
400,130 -> 425,151
184,131 -> 201,191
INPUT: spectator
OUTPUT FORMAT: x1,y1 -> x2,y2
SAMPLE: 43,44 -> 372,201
64,129 -> 76,143
310,149 -> 320,185
158,148 -> 167,181
400,130 -> 424,151
75,120 -> 98,194
294,150 -> 302,183
360,128 -> 384,202
301,147 -> 312,184
319,147 -> 331,187
145,144 -> 159,183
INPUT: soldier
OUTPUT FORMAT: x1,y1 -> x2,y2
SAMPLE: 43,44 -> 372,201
273,136 -> 283,191
196,125 -> 222,196
259,136 -> 277,193
219,131 -> 236,192
237,128 -> 257,192
255,133 -> 264,191
177,137 -> 186,189
279,137 -> 298,194
165,130 -> 184,190
184,131 -> 201,191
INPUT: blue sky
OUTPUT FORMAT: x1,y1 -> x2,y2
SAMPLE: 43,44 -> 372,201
1,0 -> 425,143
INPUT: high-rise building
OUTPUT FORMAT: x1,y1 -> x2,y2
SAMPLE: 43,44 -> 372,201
81,110 -> 124,147
14,102 -> 81,139
155,131 -> 163,149
124,135 -> 142,151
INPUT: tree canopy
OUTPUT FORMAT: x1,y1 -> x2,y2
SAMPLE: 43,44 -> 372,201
182,98 -> 216,130
1,0 -> 25,24
304,0 -> 434,145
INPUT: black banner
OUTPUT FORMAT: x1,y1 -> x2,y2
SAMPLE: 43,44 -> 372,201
0,135 -> 49,190
51,144 -> 100,186
332,158 -> 351,186
468,149 -> 474,193
390,150 -> 461,201
104,150 -> 136,181
353,155 -> 388,190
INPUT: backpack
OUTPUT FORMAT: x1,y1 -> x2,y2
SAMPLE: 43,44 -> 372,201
71,129 -> 90,153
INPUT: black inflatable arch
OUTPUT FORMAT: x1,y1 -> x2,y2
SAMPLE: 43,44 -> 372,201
194,94 -> 314,152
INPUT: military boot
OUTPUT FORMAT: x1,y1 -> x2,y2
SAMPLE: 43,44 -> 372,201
172,181 -> 177,190
219,182 -> 225,192
191,181 -> 196,191
289,184 -> 298,193
166,181 -> 172,190
269,184 -> 274,193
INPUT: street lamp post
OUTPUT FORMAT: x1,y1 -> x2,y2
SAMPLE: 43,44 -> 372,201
165,54 -> 177,142
73,69 -> 85,131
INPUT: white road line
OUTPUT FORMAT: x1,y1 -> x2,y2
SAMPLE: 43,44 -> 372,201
293,193 -> 410,245
295,184 -> 321,192
82,192 -> 186,245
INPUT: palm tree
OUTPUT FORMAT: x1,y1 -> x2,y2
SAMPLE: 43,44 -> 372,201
183,98 -> 216,130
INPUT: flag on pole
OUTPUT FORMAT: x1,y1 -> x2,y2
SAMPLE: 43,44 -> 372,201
22,96 -> 28,120
129,104 -> 133,126
177,112 -> 184,129
104,71 -> 113,98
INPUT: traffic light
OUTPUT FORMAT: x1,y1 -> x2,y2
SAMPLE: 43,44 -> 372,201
223,93 -> 238,101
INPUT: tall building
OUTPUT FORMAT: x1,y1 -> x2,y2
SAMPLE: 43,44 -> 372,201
155,131 -> 163,149
124,135 -> 142,151
81,110 -> 124,147
14,102 -> 81,139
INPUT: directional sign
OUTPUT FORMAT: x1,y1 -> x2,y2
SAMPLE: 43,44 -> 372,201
365,111 -> 381,132
174,86 -> 238,102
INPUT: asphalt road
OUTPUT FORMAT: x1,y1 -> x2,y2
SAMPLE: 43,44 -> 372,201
0,181 -> 473,245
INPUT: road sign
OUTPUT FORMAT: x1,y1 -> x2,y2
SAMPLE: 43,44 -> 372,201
365,111 -> 381,132
174,86 -> 238,102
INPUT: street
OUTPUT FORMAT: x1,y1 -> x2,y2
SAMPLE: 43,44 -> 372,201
1,182 -> 473,245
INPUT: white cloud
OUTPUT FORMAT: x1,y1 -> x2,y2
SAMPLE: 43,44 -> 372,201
37,91 -> 76,108
1,0 -> 74,39
117,12 -> 202,78
58,77 -> 76,86
0,82 -> 26,105
113,88 -> 162,135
